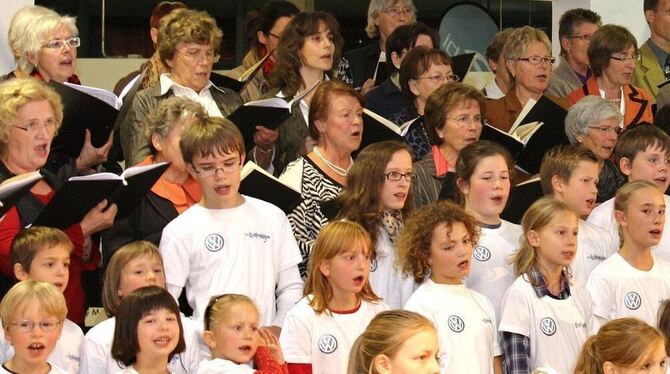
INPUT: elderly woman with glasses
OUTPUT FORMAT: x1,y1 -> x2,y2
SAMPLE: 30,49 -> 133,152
413,83 -> 485,209
567,24 -> 653,129
565,95 -> 626,202
122,8 -> 243,166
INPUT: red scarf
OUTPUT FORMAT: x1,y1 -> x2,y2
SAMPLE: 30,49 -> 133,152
259,45 -> 275,77
30,69 -> 81,85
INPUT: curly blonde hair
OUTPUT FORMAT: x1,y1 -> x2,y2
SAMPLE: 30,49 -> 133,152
396,201 -> 479,283
157,8 -> 223,67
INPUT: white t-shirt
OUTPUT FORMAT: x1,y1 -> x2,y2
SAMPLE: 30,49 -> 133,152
465,220 -> 521,320
0,318 -> 82,374
405,280 -> 501,374
279,295 -> 388,374
368,229 -> 416,309
499,275 -> 593,374
570,219 -> 617,287
0,363 -> 68,374
81,315 -> 201,374
159,197 -> 304,327
586,252 -> 670,328
113,367 -> 140,374
196,358 -> 255,374
587,195 -> 670,262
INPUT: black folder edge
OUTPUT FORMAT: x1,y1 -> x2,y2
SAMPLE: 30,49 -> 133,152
0,175 -> 43,218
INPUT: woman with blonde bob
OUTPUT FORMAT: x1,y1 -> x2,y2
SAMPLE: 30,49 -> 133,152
347,309 -> 440,374
574,318 -> 666,374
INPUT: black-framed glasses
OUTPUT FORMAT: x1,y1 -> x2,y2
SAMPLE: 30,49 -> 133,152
588,125 -> 624,135
176,48 -> 221,63
13,120 -> 57,135
414,73 -> 460,84
382,6 -> 413,18
268,32 -> 281,39
385,171 -> 417,182
517,56 -> 555,65
8,320 -> 63,333
569,34 -> 593,42
610,53 -> 641,62
42,37 -> 80,50
190,161 -> 241,177
445,115 -> 484,128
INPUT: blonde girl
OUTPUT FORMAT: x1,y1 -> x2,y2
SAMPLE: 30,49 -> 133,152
455,140 -> 521,319
280,221 -> 388,374
347,310 -> 440,374
397,201 -> 502,374
0,280 -> 67,374
199,294 -> 287,373
81,241 -> 200,373
574,318 -> 666,374
499,196 -> 593,374
586,180 -> 670,328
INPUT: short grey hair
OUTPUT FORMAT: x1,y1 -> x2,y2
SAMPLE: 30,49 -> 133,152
144,96 -> 208,155
9,5 -> 78,73
365,0 -> 416,39
564,95 -> 623,144
502,26 -> 551,62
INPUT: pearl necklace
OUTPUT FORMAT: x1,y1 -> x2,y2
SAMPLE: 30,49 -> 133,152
313,146 -> 353,177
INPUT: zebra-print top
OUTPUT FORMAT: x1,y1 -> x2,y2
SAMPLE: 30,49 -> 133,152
283,156 -> 343,278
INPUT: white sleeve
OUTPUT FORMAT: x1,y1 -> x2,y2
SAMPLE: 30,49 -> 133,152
486,299 -> 502,357
279,309 -> 312,363
498,286 -> 531,337
159,227 -> 189,301
182,319 -> 202,374
585,271 -> 613,321
274,265 -> 304,327
81,334 -> 111,374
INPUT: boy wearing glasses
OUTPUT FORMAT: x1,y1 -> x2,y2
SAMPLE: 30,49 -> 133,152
159,116 -> 303,336
0,227 -> 82,374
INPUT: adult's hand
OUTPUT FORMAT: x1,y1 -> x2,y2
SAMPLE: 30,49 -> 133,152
80,199 -> 117,237
76,130 -> 114,172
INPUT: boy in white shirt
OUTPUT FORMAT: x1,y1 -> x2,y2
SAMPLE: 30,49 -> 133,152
587,125 -> 670,261
159,116 -> 304,334
538,145 -> 616,286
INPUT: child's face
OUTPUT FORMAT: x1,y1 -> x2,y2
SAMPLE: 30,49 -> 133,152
461,155 -> 510,224
553,160 -> 599,217
319,242 -> 371,297
380,150 -> 413,211
616,186 -> 665,250
428,222 -> 473,285
205,302 -> 259,364
383,328 -> 440,374
188,150 -> 244,209
16,245 -> 70,293
4,299 -> 62,369
117,254 -> 166,299
530,210 -> 579,270
623,145 -> 670,192
610,340 -> 667,374
136,308 -> 180,361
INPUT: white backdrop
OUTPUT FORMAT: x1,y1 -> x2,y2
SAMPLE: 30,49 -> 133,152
0,0 -> 34,75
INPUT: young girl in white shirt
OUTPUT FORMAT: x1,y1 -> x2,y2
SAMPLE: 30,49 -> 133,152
82,241 -> 200,374
199,294 -> 287,373
397,201 -> 502,374
455,140 -> 521,319
0,281 -> 68,374
279,221 -> 388,374
498,196 -> 593,374
347,310 -> 440,374
586,180 -> 670,328
574,318 -> 666,374
111,286 -> 185,374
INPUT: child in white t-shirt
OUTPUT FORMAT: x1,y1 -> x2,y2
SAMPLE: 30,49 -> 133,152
0,281 -> 68,374
499,196 -> 593,374
280,221 -> 388,374
397,201 -> 502,374
455,140 -> 521,320
81,241 -> 200,373
159,116 -> 303,330
586,180 -> 670,329
199,294 -> 288,373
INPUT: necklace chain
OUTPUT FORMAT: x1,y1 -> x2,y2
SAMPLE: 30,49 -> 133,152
313,146 -> 353,177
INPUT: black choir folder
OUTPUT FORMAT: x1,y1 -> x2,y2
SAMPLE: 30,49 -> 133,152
227,80 -> 320,149
501,177 -> 543,224
239,161 -> 301,214
361,108 -> 417,150
32,162 -> 169,229
480,96 -> 569,175
0,171 -> 43,217
211,50 -> 273,92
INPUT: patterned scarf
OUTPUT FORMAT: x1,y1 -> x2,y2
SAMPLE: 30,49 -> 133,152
382,210 -> 403,243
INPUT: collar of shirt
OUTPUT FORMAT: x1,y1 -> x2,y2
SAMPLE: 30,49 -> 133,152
528,266 -> 571,300
648,38 -> 670,68
159,74 -> 223,117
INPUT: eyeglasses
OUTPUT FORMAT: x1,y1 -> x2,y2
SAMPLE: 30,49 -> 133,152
42,37 -> 80,50
385,171 -> 417,182
588,125 -> 623,135
446,115 -> 484,128
191,161 -> 241,177
268,32 -> 281,39
176,48 -> 221,63
14,119 -> 57,135
517,56 -> 556,65
610,53 -> 641,62
414,73 -> 460,84
8,320 -> 63,333
382,6 -> 413,18
569,34 -> 593,42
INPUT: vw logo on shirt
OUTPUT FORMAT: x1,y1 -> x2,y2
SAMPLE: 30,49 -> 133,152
473,245 -> 491,261
540,317 -> 557,336
447,315 -> 465,333
624,291 -> 642,310
204,233 -> 224,252
370,258 -> 377,272
318,334 -> 338,354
